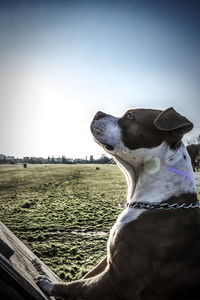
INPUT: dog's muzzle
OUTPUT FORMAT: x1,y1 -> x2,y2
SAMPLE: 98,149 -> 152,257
90,111 -> 120,152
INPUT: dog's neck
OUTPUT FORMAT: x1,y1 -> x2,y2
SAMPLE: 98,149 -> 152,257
115,142 -> 197,204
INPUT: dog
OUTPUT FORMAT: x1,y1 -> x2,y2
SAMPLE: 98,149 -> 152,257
37,107 -> 200,299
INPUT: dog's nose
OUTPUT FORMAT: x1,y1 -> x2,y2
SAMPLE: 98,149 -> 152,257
94,111 -> 107,121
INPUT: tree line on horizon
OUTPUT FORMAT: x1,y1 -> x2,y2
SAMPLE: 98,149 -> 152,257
0,154 -> 113,165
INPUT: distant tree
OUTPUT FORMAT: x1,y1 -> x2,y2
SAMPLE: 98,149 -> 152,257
62,156 -> 67,164
100,154 -> 110,164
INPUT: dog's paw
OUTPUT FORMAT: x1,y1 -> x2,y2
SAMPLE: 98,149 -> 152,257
35,275 -> 54,295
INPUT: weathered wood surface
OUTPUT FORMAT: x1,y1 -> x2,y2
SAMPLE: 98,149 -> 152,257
0,222 -> 61,299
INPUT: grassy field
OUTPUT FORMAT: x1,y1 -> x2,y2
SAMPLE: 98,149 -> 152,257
0,164 -> 126,281
0,164 -> 199,282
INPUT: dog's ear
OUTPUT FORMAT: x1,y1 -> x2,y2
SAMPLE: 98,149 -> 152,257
154,107 -> 193,135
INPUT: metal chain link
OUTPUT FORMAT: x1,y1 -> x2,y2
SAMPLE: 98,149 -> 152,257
122,201 -> 200,210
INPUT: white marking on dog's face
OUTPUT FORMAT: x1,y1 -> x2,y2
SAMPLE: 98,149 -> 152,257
91,114 -> 121,152
90,109 -> 167,165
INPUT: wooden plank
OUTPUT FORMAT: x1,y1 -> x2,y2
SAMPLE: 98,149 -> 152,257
0,222 -> 61,299
0,253 -> 44,300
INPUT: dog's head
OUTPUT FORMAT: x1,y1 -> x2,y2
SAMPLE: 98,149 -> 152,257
90,107 -> 193,167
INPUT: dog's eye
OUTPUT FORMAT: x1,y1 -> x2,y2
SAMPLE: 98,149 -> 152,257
125,113 -> 134,120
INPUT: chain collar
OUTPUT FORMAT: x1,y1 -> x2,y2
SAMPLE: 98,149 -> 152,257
119,201 -> 200,210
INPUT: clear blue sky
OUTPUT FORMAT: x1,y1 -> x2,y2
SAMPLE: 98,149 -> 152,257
0,0 -> 200,158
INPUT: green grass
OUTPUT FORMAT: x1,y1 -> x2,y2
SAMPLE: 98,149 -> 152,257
1,164 -> 199,281
0,164 -> 126,281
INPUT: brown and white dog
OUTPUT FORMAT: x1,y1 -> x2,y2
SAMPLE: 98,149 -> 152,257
37,107 -> 200,299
